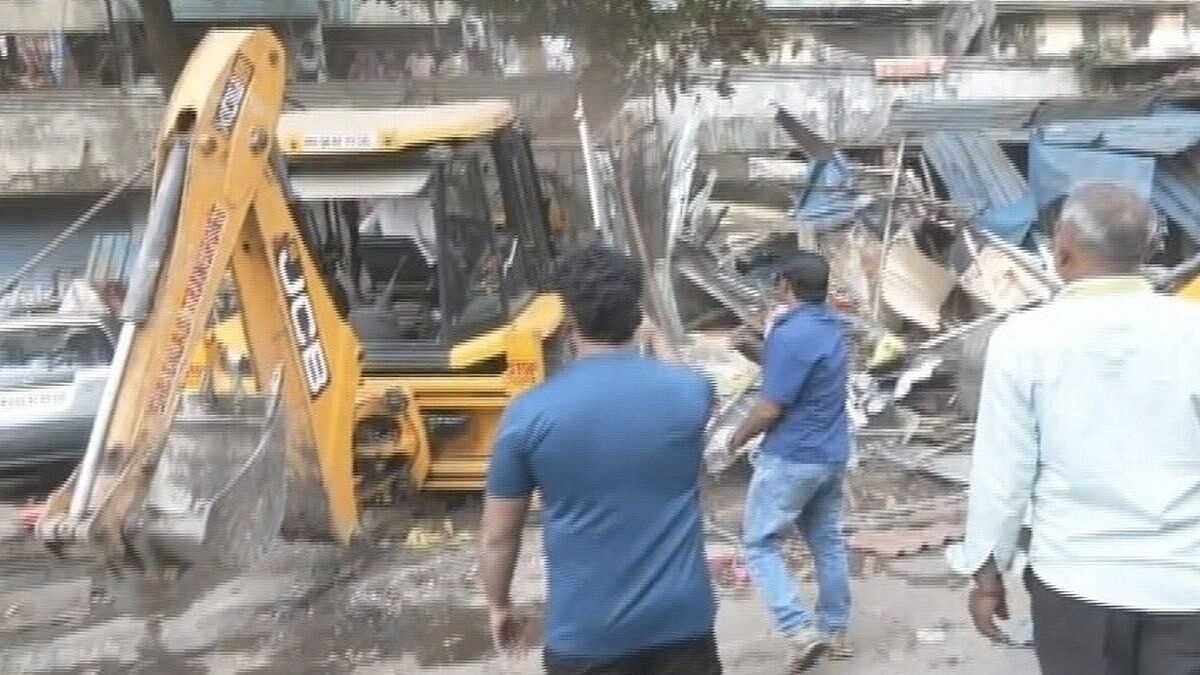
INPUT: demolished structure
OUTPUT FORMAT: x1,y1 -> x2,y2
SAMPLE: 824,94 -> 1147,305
591,73 -> 1200,484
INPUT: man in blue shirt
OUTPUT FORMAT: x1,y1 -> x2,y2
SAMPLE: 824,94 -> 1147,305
481,242 -> 720,674
727,251 -> 852,671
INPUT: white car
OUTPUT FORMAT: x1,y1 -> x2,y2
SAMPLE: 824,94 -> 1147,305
0,314 -> 114,475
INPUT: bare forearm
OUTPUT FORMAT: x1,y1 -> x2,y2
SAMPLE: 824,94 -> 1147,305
481,534 -> 522,608
480,496 -> 529,609
731,327 -> 764,364
730,400 -> 780,451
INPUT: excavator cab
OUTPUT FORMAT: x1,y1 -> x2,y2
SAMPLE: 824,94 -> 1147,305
273,104 -> 566,496
277,103 -> 557,354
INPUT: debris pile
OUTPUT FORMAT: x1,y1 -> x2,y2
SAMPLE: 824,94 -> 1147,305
585,97 -> 1200,484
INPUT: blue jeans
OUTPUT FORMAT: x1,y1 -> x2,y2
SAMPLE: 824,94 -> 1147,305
743,453 -> 851,636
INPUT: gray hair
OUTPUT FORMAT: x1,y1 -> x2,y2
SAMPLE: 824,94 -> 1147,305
1057,182 -> 1158,269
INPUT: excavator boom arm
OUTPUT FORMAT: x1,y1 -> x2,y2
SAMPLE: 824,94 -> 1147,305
39,28 -> 363,557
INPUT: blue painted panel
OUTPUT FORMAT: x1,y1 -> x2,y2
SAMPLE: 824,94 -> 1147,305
118,0 -> 321,21
1039,114 -> 1200,156
1154,154 -> 1200,242
794,152 -> 862,231
1027,132 -> 1157,210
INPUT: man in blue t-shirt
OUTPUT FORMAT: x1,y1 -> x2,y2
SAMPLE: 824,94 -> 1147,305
727,251 -> 852,672
481,242 -> 720,674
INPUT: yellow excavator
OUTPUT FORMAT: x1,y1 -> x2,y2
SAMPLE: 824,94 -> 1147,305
36,27 -> 565,566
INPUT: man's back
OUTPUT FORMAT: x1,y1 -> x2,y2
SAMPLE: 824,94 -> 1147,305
985,286 -> 1200,610
487,352 -> 716,658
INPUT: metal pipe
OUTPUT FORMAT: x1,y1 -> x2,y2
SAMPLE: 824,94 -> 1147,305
1157,250 -> 1200,292
575,97 -> 612,245
615,146 -> 681,358
122,137 -> 190,321
69,136 -> 190,522
965,218 -> 1059,291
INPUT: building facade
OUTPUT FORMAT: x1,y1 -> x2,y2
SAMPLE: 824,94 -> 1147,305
2,0 -> 1199,299
644,0 -> 1200,156
0,0 -> 586,303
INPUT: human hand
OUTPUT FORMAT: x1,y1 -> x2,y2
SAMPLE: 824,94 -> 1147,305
639,321 -> 678,363
489,604 -> 531,655
968,578 -> 1010,643
705,427 -> 735,463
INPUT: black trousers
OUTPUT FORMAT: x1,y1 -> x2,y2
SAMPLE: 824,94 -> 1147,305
1026,569 -> 1200,675
543,633 -> 722,675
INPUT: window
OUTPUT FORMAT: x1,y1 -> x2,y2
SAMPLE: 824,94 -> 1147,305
0,324 -> 112,371
437,155 -> 506,340
1131,11 -> 1155,51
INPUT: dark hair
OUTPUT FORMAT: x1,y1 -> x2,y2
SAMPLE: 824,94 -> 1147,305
780,251 -> 830,302
554,242 -> 643,344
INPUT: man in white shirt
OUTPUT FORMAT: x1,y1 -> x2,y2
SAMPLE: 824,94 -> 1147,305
948,182 -> 1200,674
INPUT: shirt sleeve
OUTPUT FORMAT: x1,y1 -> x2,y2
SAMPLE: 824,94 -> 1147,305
947,321 -> 1038,576
485,404 -> 538,498
760,335 -> 815,406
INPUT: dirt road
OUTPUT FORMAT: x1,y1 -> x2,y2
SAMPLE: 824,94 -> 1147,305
0,460 -> 1037,674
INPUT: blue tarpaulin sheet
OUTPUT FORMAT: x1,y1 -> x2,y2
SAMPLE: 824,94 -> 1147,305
979,194 -> 1038,245
969,133 -> 1155,245
794,151 -> 864,231
975,118 -> 1175,245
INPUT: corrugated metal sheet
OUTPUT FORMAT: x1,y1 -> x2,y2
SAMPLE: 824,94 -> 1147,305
1154,152 -> 1200,241
889,99 -> 1035,136
923,132 -> 1026,212
1031,97 -> 1155,124
0,196 -> 143,306
1040,114 -> 1200,155
117,0 -> 319,20
766,0 -> 1198,9
1028,131 -> 1157,208
890,97 -> 1188,137
85,233 -> 139,284
174,0 -> 319,19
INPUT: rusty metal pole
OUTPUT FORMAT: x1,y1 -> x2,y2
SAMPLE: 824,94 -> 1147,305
871,136 -> 907,323
615,139 -> 680,359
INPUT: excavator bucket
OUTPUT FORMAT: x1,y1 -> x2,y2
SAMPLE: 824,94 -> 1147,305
131,375 -> 287,567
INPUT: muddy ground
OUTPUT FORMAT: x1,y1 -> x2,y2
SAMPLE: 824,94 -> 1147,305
0,458 -> 1037,674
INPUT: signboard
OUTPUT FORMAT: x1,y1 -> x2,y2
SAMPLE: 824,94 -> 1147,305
298,133 -> 376,153
505,360 -> 539,387
874,57 -> 948,81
